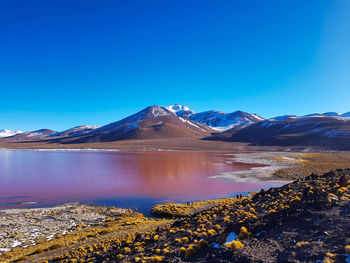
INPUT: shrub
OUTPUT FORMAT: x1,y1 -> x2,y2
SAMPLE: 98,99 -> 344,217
345,245 -> 350,254
207,229 -> 216,237
185,245 -> 197,259
181,237 -> 189,243
296,241 -> 310,248
179,247 -> 186,255
198,239 -> 208,249
238,227 -> 249,240
123,247 -> 131,253
225,240 -> 244,250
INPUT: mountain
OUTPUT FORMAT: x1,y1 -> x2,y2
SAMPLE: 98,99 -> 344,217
165,104 -> 195,118
207,115 -> 350,150
302,112 -> 350,119
8,129 -> 57,140
50,125 -> 100,138
0,129 -> 23,138
189,110 -> 264,131
164,104 -> 264,131
70,105 -> 213,143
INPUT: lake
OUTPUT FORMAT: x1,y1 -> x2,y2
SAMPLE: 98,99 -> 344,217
0,149 -> 280,214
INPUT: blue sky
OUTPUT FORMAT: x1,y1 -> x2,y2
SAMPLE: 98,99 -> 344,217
0,0 -> 349,131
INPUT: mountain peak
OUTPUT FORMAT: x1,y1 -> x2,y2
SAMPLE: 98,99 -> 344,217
165,104 -> 195,118
142,105 -> 174,118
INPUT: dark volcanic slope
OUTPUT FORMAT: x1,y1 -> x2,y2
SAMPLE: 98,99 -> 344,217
207,116 -> 350,150
70,105 -> 214,143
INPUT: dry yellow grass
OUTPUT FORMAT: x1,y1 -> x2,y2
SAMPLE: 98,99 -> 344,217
274,152 -> 350,179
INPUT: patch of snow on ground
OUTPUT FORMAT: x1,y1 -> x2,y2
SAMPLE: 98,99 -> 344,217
11,240 -> 22,247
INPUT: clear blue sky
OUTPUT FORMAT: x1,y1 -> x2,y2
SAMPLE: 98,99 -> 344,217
1,0 -> 349,131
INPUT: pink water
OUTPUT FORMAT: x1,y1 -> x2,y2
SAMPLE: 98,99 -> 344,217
0,150 -> 278,212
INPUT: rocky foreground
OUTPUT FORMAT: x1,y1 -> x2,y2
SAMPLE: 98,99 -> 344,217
2,169 -> 350,262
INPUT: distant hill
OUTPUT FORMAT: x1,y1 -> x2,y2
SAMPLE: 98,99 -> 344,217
49,125 -> 99,138
0,129 -> 23,138
207,115 -> 350,150
8,129 -> 57,140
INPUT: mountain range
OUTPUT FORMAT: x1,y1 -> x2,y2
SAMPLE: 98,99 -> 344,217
1,104 -> 350,150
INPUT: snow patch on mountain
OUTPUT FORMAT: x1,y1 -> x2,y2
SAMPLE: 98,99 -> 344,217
179,117 -> 207,132
0,129 -> 23,138
165,104 -> 195,118
189,110 -> 264,131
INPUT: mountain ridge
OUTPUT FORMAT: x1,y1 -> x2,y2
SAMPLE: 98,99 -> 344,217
1,105 -> 350,150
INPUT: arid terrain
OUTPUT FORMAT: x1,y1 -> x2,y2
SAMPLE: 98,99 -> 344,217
0,137 -> 311,152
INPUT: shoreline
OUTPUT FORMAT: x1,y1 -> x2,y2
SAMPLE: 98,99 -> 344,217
211,152 -> 302,184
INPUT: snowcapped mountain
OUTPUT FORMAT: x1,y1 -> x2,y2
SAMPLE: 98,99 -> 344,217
71,105 -> 213,143
165,104 -> 195,118
50,125 -> 100,138
189,110 -> 264,131
342,112 -> 350,117
0,129 -> 23,138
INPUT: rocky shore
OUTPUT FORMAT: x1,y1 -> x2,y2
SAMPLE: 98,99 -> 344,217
0,204 -> 127,260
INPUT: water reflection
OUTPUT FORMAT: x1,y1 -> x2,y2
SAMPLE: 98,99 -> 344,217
0,150 -> 274,210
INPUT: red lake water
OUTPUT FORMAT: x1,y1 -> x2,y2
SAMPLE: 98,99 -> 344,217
0,150 -> 281,213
